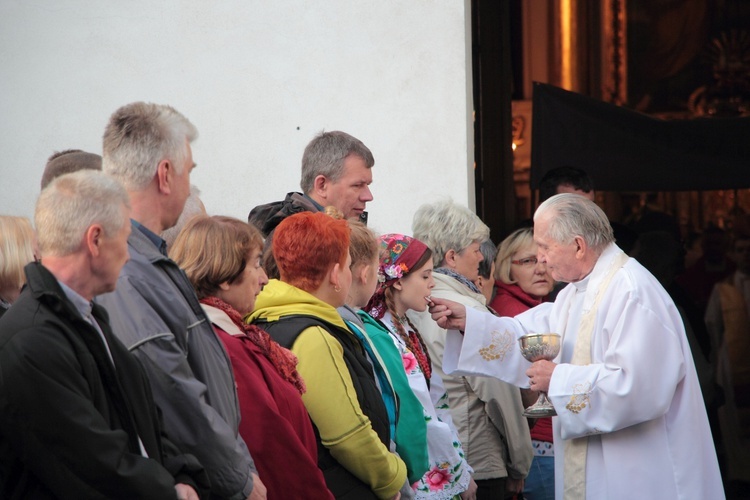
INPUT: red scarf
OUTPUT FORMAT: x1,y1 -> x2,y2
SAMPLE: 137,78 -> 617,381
201,296 -> 306,395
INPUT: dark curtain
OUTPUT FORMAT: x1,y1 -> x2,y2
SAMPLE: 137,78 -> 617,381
530,82 -> 750,191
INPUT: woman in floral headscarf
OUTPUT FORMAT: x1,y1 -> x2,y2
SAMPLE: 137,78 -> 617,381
365,233 -> 477,500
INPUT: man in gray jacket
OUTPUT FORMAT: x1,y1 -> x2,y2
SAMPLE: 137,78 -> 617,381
98,102 -> 266,500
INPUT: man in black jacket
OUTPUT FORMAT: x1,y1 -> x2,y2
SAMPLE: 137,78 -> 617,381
248,130 -> 375,278
0,170 -> 209,499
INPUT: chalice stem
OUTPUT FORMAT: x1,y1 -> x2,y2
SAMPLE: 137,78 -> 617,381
524,391 -> 557,417
538,391 -> 552,407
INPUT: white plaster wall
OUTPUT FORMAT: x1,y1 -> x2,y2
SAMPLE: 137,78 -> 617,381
0,0 -> 474,236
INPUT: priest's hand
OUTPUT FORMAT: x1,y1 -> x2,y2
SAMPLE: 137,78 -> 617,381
526,360 -> 556,393
428,297 -> 467,331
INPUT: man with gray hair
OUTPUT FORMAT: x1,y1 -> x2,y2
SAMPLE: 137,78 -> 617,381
0,170 -> 208,499
248,130 -> 374,278
428,193 -> 723,499
97,102 -> 265,500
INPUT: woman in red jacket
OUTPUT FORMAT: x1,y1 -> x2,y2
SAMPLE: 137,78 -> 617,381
490,227 -> 555,500
171,215 -> 333,499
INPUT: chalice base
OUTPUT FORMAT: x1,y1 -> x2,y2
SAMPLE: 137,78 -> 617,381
523,393 -> 557,418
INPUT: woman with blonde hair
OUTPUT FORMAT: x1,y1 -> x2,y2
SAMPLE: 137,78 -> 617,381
491,226 -> 555,500
170,215 -> 333,499
0,216 -> 36,318
490,227 -> 555,315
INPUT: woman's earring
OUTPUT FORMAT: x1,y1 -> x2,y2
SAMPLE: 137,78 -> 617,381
334,285 -> 341,292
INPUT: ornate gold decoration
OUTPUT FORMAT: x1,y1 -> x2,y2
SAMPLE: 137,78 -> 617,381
565,381 -> 592,414
478,329 -> 514,361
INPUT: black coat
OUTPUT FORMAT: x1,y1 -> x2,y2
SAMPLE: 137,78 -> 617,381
0,262 -> 209,499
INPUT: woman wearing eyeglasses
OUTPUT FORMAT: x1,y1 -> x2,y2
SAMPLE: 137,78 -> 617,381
491,227 -> 556,500
490,227 -> 555,316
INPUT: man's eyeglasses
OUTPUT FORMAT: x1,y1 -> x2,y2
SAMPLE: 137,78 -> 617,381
511,257 -> 538,267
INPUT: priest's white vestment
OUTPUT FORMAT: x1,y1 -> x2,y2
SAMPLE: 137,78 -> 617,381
443,243 -> 724,500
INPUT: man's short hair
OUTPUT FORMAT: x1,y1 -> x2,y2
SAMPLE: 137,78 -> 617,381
477,238 -> 497,280
41,149 -> 102,190
36,170 -> 130,257
535,193 -> 614,252
538,166 -> 594,202
300,131 -> 374,194
102,102 -> 197,191
412,199 -> 490,268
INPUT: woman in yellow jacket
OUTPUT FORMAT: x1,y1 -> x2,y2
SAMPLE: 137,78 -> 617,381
248,212 -> 407,500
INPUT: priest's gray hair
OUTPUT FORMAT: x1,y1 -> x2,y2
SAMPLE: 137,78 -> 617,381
412,199 -> 490,268
534,193 -> 614,252
36,170 -> 130,257
103,102 -> 198,191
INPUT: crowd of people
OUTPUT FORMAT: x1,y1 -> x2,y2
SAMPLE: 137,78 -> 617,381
0,101 -> 738,499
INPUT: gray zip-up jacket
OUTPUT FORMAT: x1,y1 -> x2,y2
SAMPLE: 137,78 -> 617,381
98,224 -> 256,500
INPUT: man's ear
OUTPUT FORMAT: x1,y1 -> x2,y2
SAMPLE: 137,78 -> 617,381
574,236 -> 587,259
312,175 -> 329,201
475,275 -> 485,290
156,159 -> 173,195
85,224 -> 104,257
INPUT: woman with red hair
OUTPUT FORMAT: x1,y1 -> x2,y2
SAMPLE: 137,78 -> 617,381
248,211 -> 407,500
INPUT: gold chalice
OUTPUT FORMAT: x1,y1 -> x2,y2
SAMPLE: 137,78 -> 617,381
519,333 -> 561,417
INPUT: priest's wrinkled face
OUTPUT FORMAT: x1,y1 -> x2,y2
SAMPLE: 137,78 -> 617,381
533,214 -> 588,283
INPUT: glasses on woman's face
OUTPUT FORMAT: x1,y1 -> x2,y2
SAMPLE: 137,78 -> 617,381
511,256 -> 538,267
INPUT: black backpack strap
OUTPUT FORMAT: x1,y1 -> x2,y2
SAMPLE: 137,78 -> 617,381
252,314 -> 383,498
253,315 -> 334,349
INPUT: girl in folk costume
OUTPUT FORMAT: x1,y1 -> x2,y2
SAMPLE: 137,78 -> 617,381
366,234 -> 477,500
